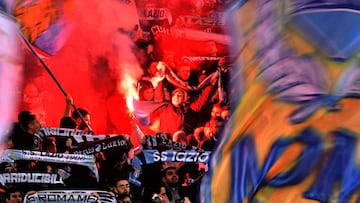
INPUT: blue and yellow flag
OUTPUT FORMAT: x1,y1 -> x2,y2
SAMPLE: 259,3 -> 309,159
201,1 -> 360,202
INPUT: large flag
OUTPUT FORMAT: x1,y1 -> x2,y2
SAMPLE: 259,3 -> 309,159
0,10 -> 23,143
13,0 -> 75,56
0,0 -> 74,142
201,0 -> 360,202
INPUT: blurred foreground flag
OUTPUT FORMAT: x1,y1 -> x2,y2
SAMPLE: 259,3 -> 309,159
288,0 -> 360,60
13,0 -> 75,56
200,0 -> 360,203
0,7 -> 23,142
0,0 -> 73,145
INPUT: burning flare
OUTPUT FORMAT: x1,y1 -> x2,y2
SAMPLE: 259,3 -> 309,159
119,73 -> 139,116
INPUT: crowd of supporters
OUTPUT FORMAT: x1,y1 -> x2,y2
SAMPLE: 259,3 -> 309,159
1,51 -> 231,203
2,2 -> 233,202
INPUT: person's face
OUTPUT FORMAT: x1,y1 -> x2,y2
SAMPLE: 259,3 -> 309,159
221,110 -> 230,121
84,114 -> 91,126
177,65 -> 191,81
66,138 -> 73,147
202,0 -> 216,13
120,196 -> 131,203
48,139 -> 57,153
163,169 -> 179,185
6,138 -> 13,149
116,180 -> 130,194
6,191 -> 22,203
204,41 -> 217,56
23,83 -> 41,108
204,127 -> 212,139
4,165 -> 14,172
211,106 -> 222,119
148,62 -> 158,77
77,114 -> 91,130
141,88 -> 154,101
158,187 -> 168,201
29,117 -> 41,133
171,91 -> 185,108
211,118 -> 224,136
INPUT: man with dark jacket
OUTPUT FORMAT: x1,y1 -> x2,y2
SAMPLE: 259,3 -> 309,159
161,166 -> 193,203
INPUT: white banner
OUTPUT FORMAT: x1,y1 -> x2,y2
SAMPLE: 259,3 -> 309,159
36,127 -> 122,143
72,136 -> 130,155
24,190 -> 116,203
0,172 -> 63,186
143,149 -> 211,164
181,56 -> 222,63
143,134 -> 199,151
0,11 -> 23,143
0,149 -> 99,181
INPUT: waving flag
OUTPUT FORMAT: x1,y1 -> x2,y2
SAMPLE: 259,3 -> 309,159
201,0 -> 360,202
13,0 -> 75,56
0,0 -> 73,143
289,0 -> 360,59
0,10 -> 23,143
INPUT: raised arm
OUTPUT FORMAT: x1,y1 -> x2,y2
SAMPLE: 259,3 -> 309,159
190,74 -> 218,112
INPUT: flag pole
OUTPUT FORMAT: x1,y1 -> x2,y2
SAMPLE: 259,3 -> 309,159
2,11 -> 93,132
22,38 -> 93,133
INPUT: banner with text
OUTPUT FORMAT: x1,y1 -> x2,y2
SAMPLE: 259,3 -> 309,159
24,190 -> 116,203
143,149 -> 211,164
0,149 -> 98,181
0,172 -> 63,186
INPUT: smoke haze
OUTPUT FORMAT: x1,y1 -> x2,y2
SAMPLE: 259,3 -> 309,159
20,0 -> 143,137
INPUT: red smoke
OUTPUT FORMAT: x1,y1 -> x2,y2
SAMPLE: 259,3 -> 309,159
19,0 -> 143,140
17,0 -> 233,148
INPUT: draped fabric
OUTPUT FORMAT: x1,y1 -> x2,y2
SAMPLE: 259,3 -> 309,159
133,100 -> 167,126
201,1 -> 360,202
0,11 -> 23,143
0,0 -> 74,138
12,0 -> 75,56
